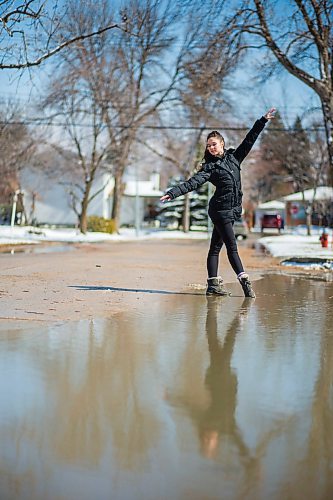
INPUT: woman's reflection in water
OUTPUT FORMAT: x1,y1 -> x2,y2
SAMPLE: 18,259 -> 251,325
200,297 -> 252,460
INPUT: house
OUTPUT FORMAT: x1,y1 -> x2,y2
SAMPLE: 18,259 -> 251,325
253,186 -> 333,229
20,168 -> 113,226
118,173 -> 163,227
283,186 -> 333,227
19,167 -> 163,228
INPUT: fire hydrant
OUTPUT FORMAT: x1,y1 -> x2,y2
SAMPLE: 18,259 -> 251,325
319,228 -> 329,248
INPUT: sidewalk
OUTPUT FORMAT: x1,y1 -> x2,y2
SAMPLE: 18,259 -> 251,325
258,226 -> 333,270
1,224 -> 333,259
0,224 -> 209,245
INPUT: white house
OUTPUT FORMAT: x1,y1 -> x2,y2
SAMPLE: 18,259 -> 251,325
20,167 -> 163,227
120,173 -> 163,226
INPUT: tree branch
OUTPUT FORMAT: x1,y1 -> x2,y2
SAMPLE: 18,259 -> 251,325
1,22 -> 133,69
137,137 -> 181,168
293,0 -> 324,52
253,0 -> 321,91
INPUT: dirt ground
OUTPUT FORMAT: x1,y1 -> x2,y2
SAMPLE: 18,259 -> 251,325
0,235 -> 330,322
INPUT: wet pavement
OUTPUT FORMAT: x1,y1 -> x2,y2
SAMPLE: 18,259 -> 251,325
0,243 -> 77,255
1,274 -> 333,500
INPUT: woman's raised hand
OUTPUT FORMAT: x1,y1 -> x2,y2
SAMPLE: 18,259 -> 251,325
160,194 -> 171,203
264,108 -> 276,120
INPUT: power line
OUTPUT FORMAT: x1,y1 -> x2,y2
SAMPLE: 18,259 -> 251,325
0,95 -> 312,111
0,119 -> 326,132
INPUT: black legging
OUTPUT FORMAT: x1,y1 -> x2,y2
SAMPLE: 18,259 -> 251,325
207,221 -> 244,278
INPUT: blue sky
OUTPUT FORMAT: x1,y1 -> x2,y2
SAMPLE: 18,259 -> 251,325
0,0 -> 323,129
0,59 -> 321,127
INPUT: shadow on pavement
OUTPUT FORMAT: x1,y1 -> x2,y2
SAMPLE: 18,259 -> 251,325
69,285 -> 205,296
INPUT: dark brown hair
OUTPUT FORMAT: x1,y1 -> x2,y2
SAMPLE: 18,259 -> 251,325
204,130 -> 225,162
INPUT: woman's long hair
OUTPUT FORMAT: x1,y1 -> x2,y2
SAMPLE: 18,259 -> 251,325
203,130 -> 225,163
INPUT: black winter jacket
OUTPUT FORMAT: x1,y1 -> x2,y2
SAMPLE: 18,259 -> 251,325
167,116 -> 268,224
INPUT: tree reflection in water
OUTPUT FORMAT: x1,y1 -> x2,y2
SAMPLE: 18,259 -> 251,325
1,275 -> 333,499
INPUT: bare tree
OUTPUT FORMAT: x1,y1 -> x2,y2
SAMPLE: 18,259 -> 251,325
304,123 -> 330,231
245,112 -> 291,204
0,100 -> 36,216
94,0 -> 245,231
229,0 -> 333,178
176,23 -> 243,230
37,0 -> 244,233
0,0 -> 129,70
37,0 -> 255,234
248,113 -> 329,234
139,127 -> 205,232
285,117 -> 315,234
309,123 -> 330,187
55,0 -> 203,231
136,0 -> 243,231
257,114 -> 315,203
44,76 -> 110,233
97,0 -> 190,231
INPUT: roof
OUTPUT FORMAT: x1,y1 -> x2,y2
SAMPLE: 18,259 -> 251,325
283,186 -> 333,202
124,180 -> 163,198
257,200 -> 285,210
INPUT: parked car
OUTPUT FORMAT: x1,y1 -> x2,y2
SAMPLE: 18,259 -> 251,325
261,213 -> 284,233
234,218 -> 249,239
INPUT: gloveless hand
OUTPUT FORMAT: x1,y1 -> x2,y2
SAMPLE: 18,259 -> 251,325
160,194 -> 171,203
264,108 -> 276,120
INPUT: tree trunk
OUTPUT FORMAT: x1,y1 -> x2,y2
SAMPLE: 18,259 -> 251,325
251,0 -> 333,184
182,193 -> 191,233
79,182 -> 92,234
306,208 -> 312,236
321,96 -> 333,183
29,192 -> 36,225
111,171 -> 124,232
301,190 -> 311,236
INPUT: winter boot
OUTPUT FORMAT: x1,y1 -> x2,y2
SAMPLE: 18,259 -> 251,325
238,273 -> 256,298
206,276 -> 230,296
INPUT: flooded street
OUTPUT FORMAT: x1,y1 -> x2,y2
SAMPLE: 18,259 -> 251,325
1,274 -> 333,500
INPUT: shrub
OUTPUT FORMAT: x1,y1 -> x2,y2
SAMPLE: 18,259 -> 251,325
87,216 -> 117,234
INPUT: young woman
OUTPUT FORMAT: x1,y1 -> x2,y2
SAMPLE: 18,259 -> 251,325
160,108 -> 276,298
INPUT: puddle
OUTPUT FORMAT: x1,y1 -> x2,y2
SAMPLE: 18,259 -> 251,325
0,244 -> 76,255
1,275 -> 333,499
281,257 -> 333,270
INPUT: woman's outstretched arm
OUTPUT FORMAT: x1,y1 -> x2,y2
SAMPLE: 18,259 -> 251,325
160,167 -> 211,202
233,108 -> 276,164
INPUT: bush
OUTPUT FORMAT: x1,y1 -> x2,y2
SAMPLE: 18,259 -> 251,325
0,204 -> 12,224
87,216 -> 117,234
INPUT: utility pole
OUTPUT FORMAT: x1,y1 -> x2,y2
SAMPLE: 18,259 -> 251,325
135,163 -> 140,237
10,190 -> 20,228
